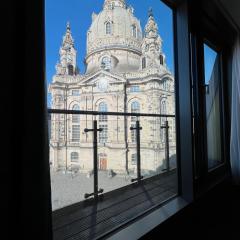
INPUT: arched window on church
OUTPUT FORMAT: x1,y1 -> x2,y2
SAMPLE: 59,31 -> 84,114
72,125 -> 80,142
160,55 -> 164,65
131,101 -> 140,122
131,101 -> 140,143
142,57 -> 146,69
160,99 -> 167,142
72,104 -> 80,123
132,25 -> 137,38
72,104 -> 80,142
163,79 -> 166,90
106,22 -> 112,35
161,99 -> 167,114
99,102 -> 108,143
68,64 -> 74,75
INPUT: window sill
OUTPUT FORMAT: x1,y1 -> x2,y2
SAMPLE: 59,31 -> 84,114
105,196 -> 189,240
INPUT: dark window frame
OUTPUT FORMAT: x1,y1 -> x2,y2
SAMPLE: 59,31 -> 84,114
20,0 -> 238,239
47,0 -> 193,238
188,0 -> 237,196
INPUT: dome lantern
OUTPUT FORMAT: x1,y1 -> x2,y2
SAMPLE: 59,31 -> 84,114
103,0 -> 126,9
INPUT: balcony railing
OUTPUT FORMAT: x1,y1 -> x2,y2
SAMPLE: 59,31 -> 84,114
48,109 -> 176,209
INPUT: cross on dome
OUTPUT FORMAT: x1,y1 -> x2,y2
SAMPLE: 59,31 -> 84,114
148,7 -> 153,17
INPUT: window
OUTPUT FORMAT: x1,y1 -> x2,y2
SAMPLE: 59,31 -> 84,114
106,22 -> 111,34
99,102 -> 108,143
99,124 -> 108,143
47,0 -> 179,238
72,125 -> 80,142
131,101 -> 140,122
160,99 -> 167,141
203,43 -> 223,170
110,2 -> 115,9
163,80 -> 168,90
130,101 -> 140,143
72,90 -> 79,96
68,64 -> 74,75
72,104 -> 80,123
161,100 -> 166,114
130,85 -> 140,92
71,152 -> 79,163
131,123 -> 136,143
160,55 -> 164,65
99,102 -> 108,122
101,56 -> 111,70
131,153 -> 137,165
132,25 -> 137,38
28,0 -> 240,237
142,57 -> 146,69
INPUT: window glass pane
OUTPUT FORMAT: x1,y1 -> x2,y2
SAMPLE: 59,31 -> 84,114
101,56 -> 111,70
106,22 -> 111,34
72,125 -> 80,141
47,0 -> 177,233
204,44 -> 223,169
49,113 -> 93,211
132,25 -> 137,38
72,104 -> 80,123
142,57 -> 146,69
72,90 -> 79,96
130,85 -> 140,92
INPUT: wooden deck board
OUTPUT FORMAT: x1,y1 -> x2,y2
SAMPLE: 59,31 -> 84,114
53,170 -> 177,240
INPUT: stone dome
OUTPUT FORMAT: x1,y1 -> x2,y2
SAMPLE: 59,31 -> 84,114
85,0 -> 143,74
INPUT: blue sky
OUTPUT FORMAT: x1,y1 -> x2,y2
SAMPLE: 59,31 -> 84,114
204,44 -> 217,83
45,0 -> 174,106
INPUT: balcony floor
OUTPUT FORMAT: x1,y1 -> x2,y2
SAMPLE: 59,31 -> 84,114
52,170 -> 178,240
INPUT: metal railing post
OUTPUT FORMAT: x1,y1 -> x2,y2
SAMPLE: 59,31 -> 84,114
161,120 -> 170,172
131,121 -> 143,183
84,120 -> 104,199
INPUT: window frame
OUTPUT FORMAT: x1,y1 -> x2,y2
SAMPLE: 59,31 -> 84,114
130,85 -> 140,93
131,101 -> 140,122
72,125 -> 80,142
72,104 -> 80,123
131,153 -> 137,165
105,21 -> 112,35
49,0 -> 193,234
68,64 -> 74,75
160,55 -> 164,65
71,152 -> 79,163
101,56 -> 111,70
188,0 -> 235,196
99,102 -> 108,143
72,90 -> 80,96
22,0 -> 238,238
142,57 -> 146,69
132,24 -> 137,38
46,0 -> 199,238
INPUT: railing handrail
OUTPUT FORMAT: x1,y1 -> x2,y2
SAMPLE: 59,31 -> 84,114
48,109 -> 175,118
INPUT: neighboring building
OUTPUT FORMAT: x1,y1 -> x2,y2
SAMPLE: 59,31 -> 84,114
49,0 -> 175,174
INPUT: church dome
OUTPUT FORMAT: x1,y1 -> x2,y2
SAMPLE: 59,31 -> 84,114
85,0 -> 143,74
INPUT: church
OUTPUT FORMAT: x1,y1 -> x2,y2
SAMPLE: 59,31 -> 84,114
49,0 -> 176,174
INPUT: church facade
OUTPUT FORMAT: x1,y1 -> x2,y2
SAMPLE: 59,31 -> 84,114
49,0 -> 176,175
